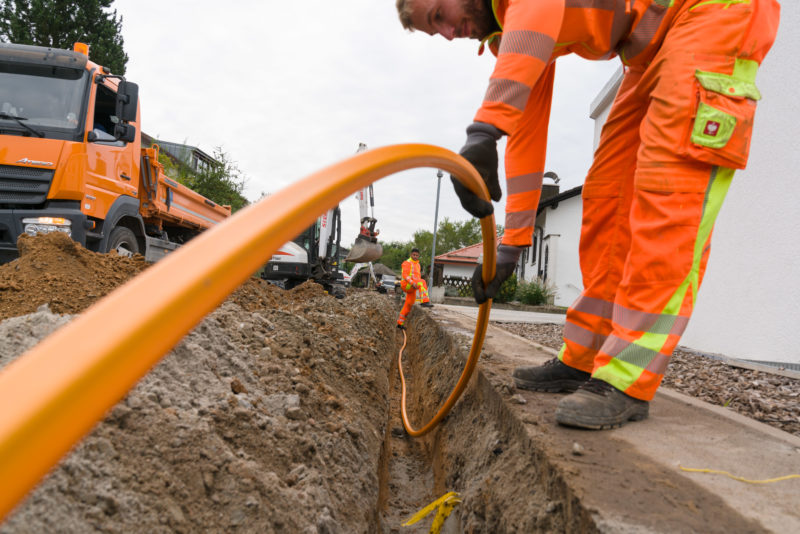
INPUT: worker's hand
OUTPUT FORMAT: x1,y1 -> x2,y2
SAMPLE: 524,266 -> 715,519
451,122 -> 505,218
451,177 -> 493,218
471,244 -> 523,304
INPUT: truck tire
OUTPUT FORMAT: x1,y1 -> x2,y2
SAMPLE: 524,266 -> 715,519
107,227 -> 139,257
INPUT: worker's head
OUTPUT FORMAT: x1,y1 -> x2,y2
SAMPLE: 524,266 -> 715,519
396,0 -> 495,41
411,248 -> 420,260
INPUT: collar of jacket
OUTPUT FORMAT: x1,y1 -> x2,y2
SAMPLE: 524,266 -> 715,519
406,257 -> 419,264
478,0 -> 503,56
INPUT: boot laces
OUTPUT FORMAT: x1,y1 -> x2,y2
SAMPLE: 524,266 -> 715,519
578,378 -> 614,396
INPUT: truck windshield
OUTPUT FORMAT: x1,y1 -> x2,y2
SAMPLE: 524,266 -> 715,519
0,63 -> 87,133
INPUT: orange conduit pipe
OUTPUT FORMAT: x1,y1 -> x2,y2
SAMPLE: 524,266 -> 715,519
397,246 -> 495,437
0,144 -> 496,520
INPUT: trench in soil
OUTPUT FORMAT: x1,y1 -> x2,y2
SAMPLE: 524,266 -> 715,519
373,310 -> 596,534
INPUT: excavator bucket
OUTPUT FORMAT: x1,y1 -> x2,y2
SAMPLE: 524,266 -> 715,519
346,235 -> 383,263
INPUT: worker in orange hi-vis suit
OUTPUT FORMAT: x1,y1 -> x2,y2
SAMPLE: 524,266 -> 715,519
397,248 -> 434,330
396,0 -> 780,429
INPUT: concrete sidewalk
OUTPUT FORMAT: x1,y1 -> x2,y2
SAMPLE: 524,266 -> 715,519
436,303 -> 566,325
431,305 -> 800,533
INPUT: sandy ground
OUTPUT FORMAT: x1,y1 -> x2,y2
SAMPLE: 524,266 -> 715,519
1,233 -> 796,533
0,233 -> 397,533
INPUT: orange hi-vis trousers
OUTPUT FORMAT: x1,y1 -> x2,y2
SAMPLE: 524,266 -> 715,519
558,0 -> 779,401
397,280 -> 429,327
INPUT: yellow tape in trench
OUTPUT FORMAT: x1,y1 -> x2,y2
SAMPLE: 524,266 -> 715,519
403,491 -> 461,533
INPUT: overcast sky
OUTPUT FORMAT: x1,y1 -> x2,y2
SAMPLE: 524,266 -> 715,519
111,0 -> 619,246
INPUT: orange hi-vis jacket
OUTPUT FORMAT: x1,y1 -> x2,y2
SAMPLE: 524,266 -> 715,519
474,0 -> 778,247
400,257 -> 423,292
397,256 -> 430,326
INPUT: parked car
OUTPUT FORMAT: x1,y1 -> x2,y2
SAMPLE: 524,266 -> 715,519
377,274 -> 397,294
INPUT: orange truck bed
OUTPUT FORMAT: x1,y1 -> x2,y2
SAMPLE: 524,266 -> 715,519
139,146 -> 231,232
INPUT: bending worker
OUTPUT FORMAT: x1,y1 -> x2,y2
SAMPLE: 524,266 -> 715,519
397,248 -> 433,330
395,0 -> 780,428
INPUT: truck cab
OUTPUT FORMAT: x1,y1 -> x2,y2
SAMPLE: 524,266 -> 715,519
0,42 -> 142,262
0,41 -> 229,264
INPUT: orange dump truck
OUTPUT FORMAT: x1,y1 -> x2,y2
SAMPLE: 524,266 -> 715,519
0,42 -> 231,263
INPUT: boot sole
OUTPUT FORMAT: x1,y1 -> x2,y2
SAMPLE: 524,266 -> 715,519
555,404 -> 650,430
513,377 -> 586,393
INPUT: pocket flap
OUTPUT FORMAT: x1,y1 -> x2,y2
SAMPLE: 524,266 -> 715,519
695,71 -> 761,100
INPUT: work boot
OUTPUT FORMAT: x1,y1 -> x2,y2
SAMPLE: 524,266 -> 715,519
420,301 -> 434,308
396,323 -> 405,330
512,358 -> 590,393
555,378 -> 649,430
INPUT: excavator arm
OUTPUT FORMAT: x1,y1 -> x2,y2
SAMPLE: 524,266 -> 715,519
345,143 -> 383,263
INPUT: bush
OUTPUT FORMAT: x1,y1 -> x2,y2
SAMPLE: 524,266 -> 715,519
494,273 -> 518,303
515,277 -> 555,306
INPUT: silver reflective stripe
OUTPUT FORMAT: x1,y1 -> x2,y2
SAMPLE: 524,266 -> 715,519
498,30 -> 554,62
564,321 -> 607,351
571,295 -> 688,336
484,78 -> 530,111
564,0 -> 634,53
619,2 -> 668,62
571,295 -> 614,318
613,303 -> 690,336
507,172 -> 543,195
504,209 -> 536,229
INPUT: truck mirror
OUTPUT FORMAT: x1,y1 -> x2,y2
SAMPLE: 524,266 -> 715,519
116,81 -> 139,123
114,123 -> 137,143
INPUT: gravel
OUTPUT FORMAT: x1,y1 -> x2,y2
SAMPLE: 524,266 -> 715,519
496,322 -> 800,438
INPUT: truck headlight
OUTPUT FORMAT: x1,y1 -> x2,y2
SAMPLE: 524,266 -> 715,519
22,217 -> 72,237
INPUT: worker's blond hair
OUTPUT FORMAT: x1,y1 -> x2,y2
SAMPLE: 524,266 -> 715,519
396,0 -> 416,30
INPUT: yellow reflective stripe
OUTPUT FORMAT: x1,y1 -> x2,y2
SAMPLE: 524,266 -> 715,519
690,0 -> 749,11
733,58 -> 759,83
597,167 -> 734,389
593,356 -> 645,391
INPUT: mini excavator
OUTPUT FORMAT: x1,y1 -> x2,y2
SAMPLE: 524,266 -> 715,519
261,144 -> 383,297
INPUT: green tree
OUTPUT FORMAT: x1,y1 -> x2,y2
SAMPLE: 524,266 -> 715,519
180,147 -> 250,213
0,0 -> 128,74
378,241 -> 412,273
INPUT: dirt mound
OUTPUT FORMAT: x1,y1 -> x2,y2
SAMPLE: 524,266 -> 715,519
0,234 -> 398,533
0,232 -> 149,321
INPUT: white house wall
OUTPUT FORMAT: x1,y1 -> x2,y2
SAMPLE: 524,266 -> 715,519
442,264 -> 474,278
542,202 -> 584,307
679,5 -> 799,365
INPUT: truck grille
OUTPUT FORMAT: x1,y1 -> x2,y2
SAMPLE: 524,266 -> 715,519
0,164 -> 54,205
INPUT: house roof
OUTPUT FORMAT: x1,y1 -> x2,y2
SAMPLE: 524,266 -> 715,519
354,263 -> 397,277
434,186 -> 584,267
537,185 -> 583,214
435,240 -> 492,265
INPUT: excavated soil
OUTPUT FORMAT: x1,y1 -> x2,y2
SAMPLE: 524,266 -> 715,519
0,233 -> 792,533
2,233 -> 588,533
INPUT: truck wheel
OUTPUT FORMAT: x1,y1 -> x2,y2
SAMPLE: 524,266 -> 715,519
107,227 -> 139,257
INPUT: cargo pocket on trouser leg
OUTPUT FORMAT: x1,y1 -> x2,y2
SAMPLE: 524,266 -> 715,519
681,58 -> 762,169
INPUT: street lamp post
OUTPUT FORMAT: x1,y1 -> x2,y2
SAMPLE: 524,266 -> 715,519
429,169 -> 443,290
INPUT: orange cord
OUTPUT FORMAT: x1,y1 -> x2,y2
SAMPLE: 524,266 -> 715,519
398,215 -> 495,437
